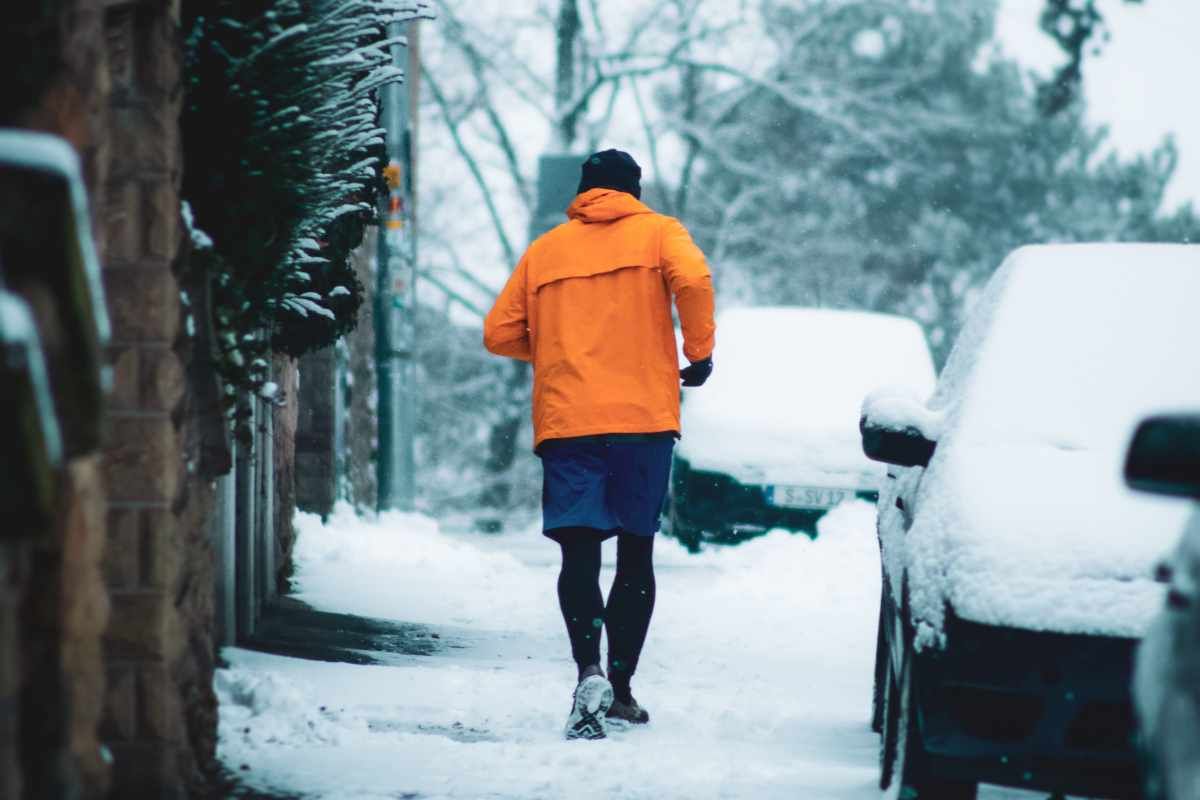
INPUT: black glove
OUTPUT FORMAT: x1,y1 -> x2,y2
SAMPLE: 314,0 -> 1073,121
680,357 -> 713,387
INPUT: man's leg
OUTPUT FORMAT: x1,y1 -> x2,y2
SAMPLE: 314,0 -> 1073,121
552,529 -> 615,740
605,533 -> 656,705
552,529 -> 605,675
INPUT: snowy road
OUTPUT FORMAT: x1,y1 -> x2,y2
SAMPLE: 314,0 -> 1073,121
217,503 -> 1060,799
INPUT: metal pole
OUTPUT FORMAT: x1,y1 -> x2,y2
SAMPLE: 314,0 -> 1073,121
259,393 -> 275,602
235,398 -> 257,640
398,23 -> 421,510
376,19 -> 420,511
213,441 -> 237,646
375,174 -> 395,508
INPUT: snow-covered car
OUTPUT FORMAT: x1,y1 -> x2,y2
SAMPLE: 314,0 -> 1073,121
1126,413 -> 1200,800
667,307 -> 935,549
861,244 -> 1200,799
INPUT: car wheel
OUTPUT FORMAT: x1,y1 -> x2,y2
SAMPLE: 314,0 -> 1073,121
879,648 -> 898,790
1138,744 -> 1165,800
882,644 -> 978,799
668,502 -> 702,553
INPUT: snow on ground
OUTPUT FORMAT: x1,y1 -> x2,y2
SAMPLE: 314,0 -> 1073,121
218,502 -> 1070,799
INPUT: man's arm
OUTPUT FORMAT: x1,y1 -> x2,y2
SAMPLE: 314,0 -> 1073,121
660,217 -> 715,363
483,254 -> 532,362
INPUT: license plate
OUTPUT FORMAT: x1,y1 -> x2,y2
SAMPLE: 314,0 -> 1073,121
768,486 -> 853,510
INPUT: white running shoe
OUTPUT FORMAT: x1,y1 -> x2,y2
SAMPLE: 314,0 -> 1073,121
564,667 -> 614,741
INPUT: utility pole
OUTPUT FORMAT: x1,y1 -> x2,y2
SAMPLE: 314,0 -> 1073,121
376,20 -> 421,511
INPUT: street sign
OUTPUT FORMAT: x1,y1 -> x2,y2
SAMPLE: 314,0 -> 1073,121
529,153 -> 582,241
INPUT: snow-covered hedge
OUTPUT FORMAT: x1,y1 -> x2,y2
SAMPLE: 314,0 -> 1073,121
181,0 -> 430,430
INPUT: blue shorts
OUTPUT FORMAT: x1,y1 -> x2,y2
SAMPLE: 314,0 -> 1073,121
539,434 -> 676,538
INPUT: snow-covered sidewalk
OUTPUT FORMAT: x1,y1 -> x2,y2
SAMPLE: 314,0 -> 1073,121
215,503 -> 1046,799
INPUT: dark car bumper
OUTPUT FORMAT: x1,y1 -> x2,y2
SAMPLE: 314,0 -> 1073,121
917,614 -> 1141,797
667,456 -> 877,544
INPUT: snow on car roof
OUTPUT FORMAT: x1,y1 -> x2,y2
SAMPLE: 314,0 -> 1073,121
678,306 -> 936,485
902,244 -> 1200,646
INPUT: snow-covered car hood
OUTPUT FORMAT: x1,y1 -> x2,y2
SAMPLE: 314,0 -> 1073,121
677,307 -> 936,488
677,417 -> 883,488
900,440 -> 1185,647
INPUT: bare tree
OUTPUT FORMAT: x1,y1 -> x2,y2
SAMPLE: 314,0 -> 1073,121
415,0 -> 750,515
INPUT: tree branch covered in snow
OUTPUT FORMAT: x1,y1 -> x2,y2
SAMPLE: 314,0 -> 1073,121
1037,0 -> 1145,115
182,0 -> 432,436
677,0 -> 1199,361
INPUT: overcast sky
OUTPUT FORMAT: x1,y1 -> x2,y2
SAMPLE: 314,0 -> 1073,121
997,0 -> 1199,210
419,0 -> 1200,320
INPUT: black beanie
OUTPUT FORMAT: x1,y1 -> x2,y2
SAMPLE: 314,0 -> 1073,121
577,149 -> 642,199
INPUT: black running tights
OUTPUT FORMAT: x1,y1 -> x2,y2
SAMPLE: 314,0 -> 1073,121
555,530 -> 656,700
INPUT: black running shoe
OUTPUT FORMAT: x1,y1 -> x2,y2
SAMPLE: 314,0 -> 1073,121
606,696 -> 650,725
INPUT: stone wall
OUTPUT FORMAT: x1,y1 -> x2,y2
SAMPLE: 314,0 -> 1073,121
273,355 -> 300,594
97,0 -> 219,796
43,457 -> 111,799
296,347 -> 339,518
1,0 -> 327,794
344,229 -> 380,512
0,540 -> 31,800
1,0 -> 222,795
3,2 -> 112,798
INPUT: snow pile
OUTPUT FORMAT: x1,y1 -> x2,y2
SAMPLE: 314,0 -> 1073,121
219,501 -> 887,799
891,245 -> 1200,646
293,504 -> 559,630
180,200 -> 214,250
678,307 -> 936,487
216,668 -> 365,748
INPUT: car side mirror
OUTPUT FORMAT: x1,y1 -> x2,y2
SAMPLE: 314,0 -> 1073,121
1125,414 -> 1200,499
860,388 -> 939,468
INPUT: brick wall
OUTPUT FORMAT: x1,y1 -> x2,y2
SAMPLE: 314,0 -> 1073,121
53,457 -> 111,798
4,1 -> 113,798
296,348 -> 339,518
295,231 -> 379,520
0,541 -> 28,799
97,0 -> 219,796
273,356 -> 300,594
345,231 -> 379,511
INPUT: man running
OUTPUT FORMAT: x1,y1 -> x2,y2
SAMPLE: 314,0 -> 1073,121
484,149 -> 715,740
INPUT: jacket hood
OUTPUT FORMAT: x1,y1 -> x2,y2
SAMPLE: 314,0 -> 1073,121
567,188 -> 654,224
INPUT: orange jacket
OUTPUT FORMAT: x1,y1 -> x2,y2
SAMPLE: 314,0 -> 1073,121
484,189 -> 716,448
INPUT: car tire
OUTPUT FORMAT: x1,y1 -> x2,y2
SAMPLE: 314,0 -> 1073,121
1136,737 -> 1165,800
881,642 -> 977,800
668,502 -> 702,553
